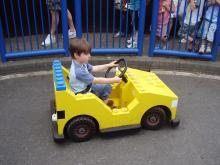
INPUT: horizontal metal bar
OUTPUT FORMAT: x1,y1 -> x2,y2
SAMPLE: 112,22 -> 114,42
91,48 -> 139,54
5,49 -> 66,59
153,49 -> 213,60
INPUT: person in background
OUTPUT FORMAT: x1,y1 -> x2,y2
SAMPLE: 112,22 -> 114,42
199,0 -> 220,53
126,0 -> 140,48
156,0 -> 175,48
41,0 -> 76,46
178,0 -> 205,50
114,0 -> 128,38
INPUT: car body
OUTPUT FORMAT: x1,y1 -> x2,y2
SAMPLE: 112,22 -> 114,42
51,60 -> 180,142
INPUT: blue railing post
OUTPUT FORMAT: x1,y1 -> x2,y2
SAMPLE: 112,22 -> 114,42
0,18 -> 7,63
211,11 -> 220,61
74,0 -> 82,38
137,0 -> 146,56
148,0 -> 159,57
61,0 -> 69,57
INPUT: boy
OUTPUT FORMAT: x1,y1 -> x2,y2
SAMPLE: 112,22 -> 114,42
41,0 -> 76,46
69,38 -> 121,107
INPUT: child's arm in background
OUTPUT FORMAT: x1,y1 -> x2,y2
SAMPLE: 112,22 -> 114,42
171,0 -> 176,13
189,0 -> 196,10
208,0 -> 220,5
163,0 -> 175,13
217,0 -> 220,5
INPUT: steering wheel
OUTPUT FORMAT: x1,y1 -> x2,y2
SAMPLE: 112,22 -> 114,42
105,58 -> 127,82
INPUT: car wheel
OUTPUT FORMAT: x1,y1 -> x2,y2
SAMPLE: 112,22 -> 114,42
141,107 -> 166,130
66,117 -> 96,142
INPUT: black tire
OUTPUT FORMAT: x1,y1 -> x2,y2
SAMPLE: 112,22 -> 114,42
66,117 -> 96,142
141,107 -> 166,130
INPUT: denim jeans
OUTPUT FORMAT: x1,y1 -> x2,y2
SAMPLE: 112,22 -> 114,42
91,84 -> 112,100
201,20 -> 217,42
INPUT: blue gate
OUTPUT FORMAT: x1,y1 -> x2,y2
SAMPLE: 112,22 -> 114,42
0,0 -> 219,62
0,0 -> 70,62
74,0 -> 146,56
0,0 -> 147,62
149,0 -> 220,61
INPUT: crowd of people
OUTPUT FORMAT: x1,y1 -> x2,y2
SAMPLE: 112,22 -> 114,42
156,0 -> 220,53
41,0 -> 220,53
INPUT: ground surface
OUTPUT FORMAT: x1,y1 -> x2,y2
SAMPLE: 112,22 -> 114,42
0,71 -> 220,165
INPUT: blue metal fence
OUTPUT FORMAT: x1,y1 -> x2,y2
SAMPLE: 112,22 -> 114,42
0,0 -> 219,62
78,0 -> 146,55
0,0 -> 69,62
149,0 -> 220,61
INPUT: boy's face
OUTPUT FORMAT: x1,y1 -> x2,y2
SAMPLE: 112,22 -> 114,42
75,52 -> 91,64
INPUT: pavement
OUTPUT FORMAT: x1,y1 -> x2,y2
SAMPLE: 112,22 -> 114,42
1,33 -> 220,75
0,55 -> 220,76
0,71 -> 220,165
0,51 -> 220,165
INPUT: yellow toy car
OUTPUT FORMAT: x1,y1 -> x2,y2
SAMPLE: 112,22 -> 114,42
51,59 -> 180,142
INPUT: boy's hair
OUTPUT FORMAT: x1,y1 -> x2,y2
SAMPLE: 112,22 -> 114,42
69,38 -> 91,59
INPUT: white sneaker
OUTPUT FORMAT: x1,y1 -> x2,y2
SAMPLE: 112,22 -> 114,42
68,30 -> 76,39
180,38 -> 187,43
114,31 -> 125,38
41,34 -> 56,46
199,44 -> 205,53
126,41 -> 137,48
127,37 -> 137,44
127,32 -> 138,44
127,37 -> 132,44
206,45 -> 211,53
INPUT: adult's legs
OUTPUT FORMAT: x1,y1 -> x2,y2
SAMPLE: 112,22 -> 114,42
67,10 -> 76,32
50,11 -> 60,35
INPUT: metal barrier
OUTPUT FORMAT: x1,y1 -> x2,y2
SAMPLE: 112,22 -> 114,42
149,0 -> 220,61
0,0 -> 146,62
75,0 -> 146,56
0,0 -> 69,62
0,0 -> 219,62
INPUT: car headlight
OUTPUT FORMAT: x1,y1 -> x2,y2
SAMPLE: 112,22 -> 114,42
52,113 -> 57,121
171,100 -> 178,108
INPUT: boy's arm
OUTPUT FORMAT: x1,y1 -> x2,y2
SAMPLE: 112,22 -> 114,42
92,61 -> 118,72
93,77 -> 121,84
92,64 -> 110,72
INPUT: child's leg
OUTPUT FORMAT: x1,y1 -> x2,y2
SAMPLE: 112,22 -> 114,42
50,11 -> 60,35
199,20 -> 214,53
67,10 -> 76,32
205,22 -> 217,53
91,84 -> 112,101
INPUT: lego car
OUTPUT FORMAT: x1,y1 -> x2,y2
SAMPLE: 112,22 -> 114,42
51,59 -> 180,142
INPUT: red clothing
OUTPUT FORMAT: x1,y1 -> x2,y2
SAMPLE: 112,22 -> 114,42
157,0 -> 171,25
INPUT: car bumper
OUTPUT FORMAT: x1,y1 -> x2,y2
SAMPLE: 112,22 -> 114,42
170,118 -> 180,128
50,100 -> 65,142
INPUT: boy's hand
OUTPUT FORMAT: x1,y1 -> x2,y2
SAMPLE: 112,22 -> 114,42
112,76 -> 122,83
107,61 -> 119,68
